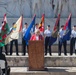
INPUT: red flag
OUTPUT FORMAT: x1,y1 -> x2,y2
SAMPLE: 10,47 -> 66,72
61,13 -> 72,42
3,14 -> 7,22
0,14 -> 9,47
53,14 -> 60,31
49,14 -> 60,45
38,14 -> 45,32
63,13 -> 72,30
1,14 -> 9,39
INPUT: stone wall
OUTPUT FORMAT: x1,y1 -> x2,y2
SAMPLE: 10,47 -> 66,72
0,0 -> 76,18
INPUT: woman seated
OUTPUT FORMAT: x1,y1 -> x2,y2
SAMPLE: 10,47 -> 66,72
30,29 -> 44,40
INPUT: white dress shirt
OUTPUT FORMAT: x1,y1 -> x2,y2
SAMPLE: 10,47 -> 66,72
22,28 -> 27,37
59,29 -> 65,38
44,29 -> 52,37
71,30 -> 76,38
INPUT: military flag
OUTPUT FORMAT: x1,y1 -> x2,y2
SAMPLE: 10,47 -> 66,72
5,16 -> 23,44
49,14 -> 60,45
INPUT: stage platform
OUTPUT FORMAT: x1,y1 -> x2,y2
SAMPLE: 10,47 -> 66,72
4,53 -> 76,75
10,67 -> 76,75
6,53 -> 76,67
2,44 -> 71,53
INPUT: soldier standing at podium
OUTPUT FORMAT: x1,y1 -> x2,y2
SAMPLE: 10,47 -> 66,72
10,22 -> 19,56
22,23 -> 28,55
70,25 -> 76,55
58,25 -> 67,56
44,25 -> 52,56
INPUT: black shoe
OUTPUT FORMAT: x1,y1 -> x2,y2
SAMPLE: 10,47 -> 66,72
70,54 -> 73,56
6,53 -> 8,55
64,54 -> 67,56
65,54 -> 67,56
49,53 -> 52,56
17,54 -> 19,56
75,50 -> 76,55
10,54 -> 12,55
45,53 -> 47,55
22,54 -> 25,56
58,54 -> 61,56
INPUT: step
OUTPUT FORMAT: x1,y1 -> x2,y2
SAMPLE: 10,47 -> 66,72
6,53 -> 76,67
10,67 -> 76,75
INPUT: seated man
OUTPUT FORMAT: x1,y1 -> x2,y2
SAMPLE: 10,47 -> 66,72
0,53 -> 10,75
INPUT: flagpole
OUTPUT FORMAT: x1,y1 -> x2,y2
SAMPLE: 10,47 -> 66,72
21,14 -> 23,40
43,14 -> 45,36
43,13 -> 45,36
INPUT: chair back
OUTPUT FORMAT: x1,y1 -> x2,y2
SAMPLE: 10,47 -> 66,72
0,60 -> 5,69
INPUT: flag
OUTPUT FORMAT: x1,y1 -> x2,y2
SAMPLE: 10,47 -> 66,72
38,14 -> 45,32
0,14 -> 10,47
62,13 -> 71,42
24,15 -> 36,45
5,16 -> 23,44
49,14 -> 60,45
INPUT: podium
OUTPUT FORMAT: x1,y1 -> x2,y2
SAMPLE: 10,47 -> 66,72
28,40 -> 44,71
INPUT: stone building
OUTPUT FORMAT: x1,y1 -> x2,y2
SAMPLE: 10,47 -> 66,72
0,0 -> 76,18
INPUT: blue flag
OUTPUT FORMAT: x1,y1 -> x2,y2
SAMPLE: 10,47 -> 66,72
23,15 -> 36,45
60,13 -> 71,43
49,14 -> 60,45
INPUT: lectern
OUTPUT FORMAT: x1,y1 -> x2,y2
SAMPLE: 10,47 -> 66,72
28,40 -> 44,71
